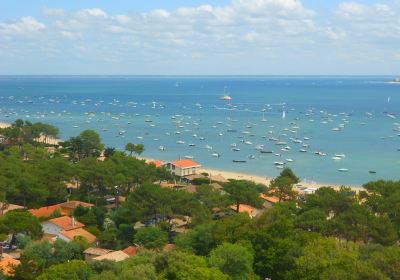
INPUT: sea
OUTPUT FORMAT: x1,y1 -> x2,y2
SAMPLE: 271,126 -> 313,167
0,76 -> 399,186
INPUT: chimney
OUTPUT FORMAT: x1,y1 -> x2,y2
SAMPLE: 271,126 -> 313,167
72,216 -> 76,227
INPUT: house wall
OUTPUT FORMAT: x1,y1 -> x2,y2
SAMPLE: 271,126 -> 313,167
167,164 -> 200,176
41,222 -> 70,242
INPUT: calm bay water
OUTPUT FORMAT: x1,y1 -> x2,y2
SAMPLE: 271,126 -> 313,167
0,76 -> 399,185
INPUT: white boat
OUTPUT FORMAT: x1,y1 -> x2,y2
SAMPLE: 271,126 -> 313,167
184,156 -> 194,159
331,156 -> 342,160
274,161 -> 285,165
248,155 -> 256,159
219,95 -> 232,101
338,168 -> 349,172
205,145 -> 213,150
286,158 -> 294,162
219,86 -> 232,100
261,112 -> 267,122
212,153 -> 220,157
159,145 -> 165,151
335,153 -> 346,158
244,141 -> 253,145
176,140 -> 185,144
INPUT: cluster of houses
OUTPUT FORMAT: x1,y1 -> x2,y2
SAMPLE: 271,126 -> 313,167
0,157 -> 307,276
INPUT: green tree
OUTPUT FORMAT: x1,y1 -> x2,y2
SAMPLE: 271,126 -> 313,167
37,260 -> 92,280
223,180 -> 262,212
134,227 -> 168,249
133,144 -> 144,156
15,240 -> 53,279
156,250 -> 228,280
0,210 -> 42,239
125,143 -> 136,156
209,243 -> 255,280
98,228 -> 120,250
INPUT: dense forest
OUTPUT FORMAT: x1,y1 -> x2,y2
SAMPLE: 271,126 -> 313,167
0,120 -> 399,280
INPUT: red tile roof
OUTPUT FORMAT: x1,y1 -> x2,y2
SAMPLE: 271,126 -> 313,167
229,204 -> 255,215
122,246 -> 137,256
60,228 -> 96,244
48,216 -> 84,231
259,193 -> 280,203
171,159 -> 201,168
29,200 -> 93,218
0,254 -> 20,276
146,160 -> 164,168
29,205 -> 60,218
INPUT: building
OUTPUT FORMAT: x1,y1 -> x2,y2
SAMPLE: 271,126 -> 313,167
229,204 -> 263,218
29,200 -> 94,218
41,216 -> 96,243
0,253 -> 20,276
165,159 -> 201,177
146,160 -> 165,168
92,250 -> 130,262
84,247 -> 114,262
0,203 -> 24,216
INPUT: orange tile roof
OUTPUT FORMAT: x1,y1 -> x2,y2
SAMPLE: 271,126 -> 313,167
171,159 -> 201,168
60,228 -> 96,244
29,205 -> 60,218
29,200 -> 93,218
229,204 -> 255,215
259,193 -> 280,203
0,254 -> 20,276
48,216 -> 84,231
146,160 -> 164,168
122,246 -> 137,256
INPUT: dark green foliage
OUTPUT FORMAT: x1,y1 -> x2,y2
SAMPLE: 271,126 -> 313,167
134,227 -> 168,249
209,243 -> 255,280
0,210 -> 43,239
223,180 -> 263,212
37,260 -> 92,280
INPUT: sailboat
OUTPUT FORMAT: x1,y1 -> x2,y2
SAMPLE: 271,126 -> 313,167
219,86 -> 232,101
261,112 -> 267,122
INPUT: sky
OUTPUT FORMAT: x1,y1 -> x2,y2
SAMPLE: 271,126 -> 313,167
0,0 -> 399,75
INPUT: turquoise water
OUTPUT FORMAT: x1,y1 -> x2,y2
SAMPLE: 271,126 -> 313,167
0,76 -> 399,185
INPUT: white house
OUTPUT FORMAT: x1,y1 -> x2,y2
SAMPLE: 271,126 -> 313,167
165,159 -> 201,177
41,216 -> 96,243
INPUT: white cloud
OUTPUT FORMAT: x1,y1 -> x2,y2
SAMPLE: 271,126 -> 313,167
60,30 -> 81,39
338,2 -> 365,15
114,15 -> 132,24
76,8 -> 108,18
1,1 -> 400,74
0,16 -> 46,35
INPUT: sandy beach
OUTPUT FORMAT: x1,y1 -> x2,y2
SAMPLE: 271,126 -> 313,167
0,122 -> 11,129
199,168 -> 354,190
0,122 -> 61,145
140,156 -> 361,190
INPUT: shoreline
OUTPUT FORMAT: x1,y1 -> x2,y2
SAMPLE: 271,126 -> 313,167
139,156 -> 362,191
0,121 -> 364,190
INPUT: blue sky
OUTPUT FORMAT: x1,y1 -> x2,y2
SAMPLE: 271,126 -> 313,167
0,0 -> 399,75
